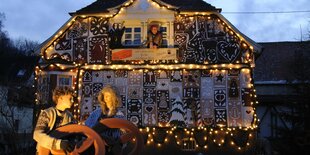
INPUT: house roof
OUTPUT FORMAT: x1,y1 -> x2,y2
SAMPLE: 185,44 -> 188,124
71,0 -> 220,15
0,55 -> 39,85
160,0 -> 219,12
0,56 -> 39,106
254,41 -> 310,84
72,0 -> 126,15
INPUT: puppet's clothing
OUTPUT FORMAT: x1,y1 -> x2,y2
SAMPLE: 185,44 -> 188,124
144,31 -> 163,47
33,107 -> 75,150
85,109 -> 124,142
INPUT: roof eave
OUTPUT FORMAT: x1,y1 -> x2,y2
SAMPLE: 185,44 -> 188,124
69,10 -> 111,16
179,8 -> 221,13
155,0 -> 180,10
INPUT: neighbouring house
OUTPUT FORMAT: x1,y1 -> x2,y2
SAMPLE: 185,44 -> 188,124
35,0 -> 263,154
254,41 -> 310,154
0,55 -> 39,155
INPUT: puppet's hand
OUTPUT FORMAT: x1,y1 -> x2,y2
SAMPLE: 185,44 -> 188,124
102,135 -> 119,146
60,140 -> 75,153
92,123 -> 110,134
112,143 -> 123,155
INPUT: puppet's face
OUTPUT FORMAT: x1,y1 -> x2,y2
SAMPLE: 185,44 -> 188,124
58,94 -> 73,109
151,26 -> 158,34
104,92 -> 113,109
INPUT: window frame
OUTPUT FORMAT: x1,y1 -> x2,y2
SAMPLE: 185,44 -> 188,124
159,25 -> 168,47
122,26 -> 142,46
57,75 -> 72,87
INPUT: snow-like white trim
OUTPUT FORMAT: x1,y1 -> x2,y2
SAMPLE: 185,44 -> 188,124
255,80 -> 310,84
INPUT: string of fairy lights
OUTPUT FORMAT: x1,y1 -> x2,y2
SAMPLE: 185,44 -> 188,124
136,126 -> 257,150
34,0 -> 260,151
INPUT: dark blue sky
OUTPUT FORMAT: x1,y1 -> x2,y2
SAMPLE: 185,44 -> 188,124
0,0 -> 309,43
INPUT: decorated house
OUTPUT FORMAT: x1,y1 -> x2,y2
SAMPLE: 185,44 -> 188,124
35,0 -> 262,154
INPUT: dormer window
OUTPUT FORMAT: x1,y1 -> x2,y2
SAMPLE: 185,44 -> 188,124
121,24 -> 170,47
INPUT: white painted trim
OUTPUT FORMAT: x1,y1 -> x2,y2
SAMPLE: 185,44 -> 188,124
37,71 -> 76,76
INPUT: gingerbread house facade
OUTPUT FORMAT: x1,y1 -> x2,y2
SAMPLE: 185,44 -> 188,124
36,0 -> 262,153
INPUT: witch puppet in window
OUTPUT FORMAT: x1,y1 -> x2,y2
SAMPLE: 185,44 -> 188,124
109,23 -> 125,49
143,22 -> 163,49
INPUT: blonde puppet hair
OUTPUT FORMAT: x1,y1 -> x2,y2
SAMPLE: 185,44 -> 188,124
97,85 -> 121,116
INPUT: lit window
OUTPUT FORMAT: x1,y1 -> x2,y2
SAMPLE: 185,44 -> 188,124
58,75 -> 72,87
123,27 -> 141,46
160,26 -> 168,46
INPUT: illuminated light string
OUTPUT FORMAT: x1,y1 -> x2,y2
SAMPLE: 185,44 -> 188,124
33,65 -> 79,106
138,126 -> 256,150
35,63 -> 254,72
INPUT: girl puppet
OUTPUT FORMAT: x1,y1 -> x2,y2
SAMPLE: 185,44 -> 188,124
85,85 -> 124,155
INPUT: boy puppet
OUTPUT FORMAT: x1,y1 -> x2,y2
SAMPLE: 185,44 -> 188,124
33,86 -> 76,154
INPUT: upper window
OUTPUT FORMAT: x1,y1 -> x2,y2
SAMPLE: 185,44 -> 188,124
58,75 -> 72,87
160,26 -> 168,46
123,27 -> 141,46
